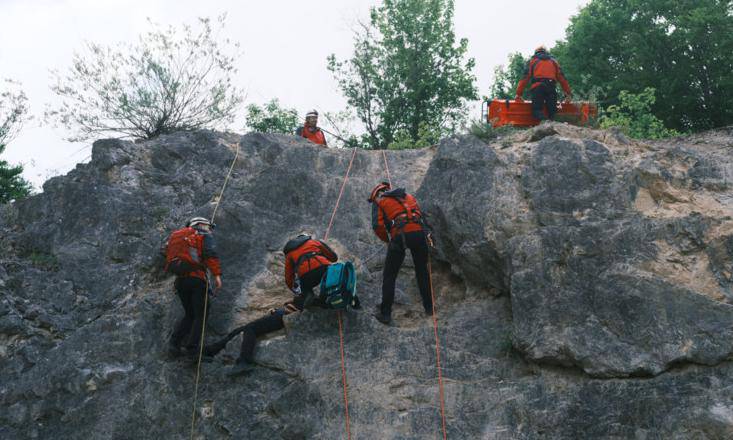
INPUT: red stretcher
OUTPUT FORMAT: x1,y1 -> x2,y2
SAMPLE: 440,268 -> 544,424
483,99 -> 598,127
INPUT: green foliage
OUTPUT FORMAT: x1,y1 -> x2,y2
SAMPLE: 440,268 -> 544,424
388,122 -> 440,149
0,80 -> 32,203
328,0 -> 477,149
245,99 -> 299,134
319,110 -> 373,149
553,0 -> 733,132
600,88 -> 679,139
467,120 -> 518,144
46,16 -> 244,141
489,52 -> 528,99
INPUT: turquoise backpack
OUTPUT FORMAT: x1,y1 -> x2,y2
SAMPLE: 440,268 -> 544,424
319,262 -> 358,310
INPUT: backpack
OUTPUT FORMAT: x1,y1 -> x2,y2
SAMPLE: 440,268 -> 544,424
283,234 -> 311,254
319,262 -> 358,310
164,227 -> 203,276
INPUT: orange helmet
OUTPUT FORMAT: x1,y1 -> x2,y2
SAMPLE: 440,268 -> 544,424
368,181 -> 391,203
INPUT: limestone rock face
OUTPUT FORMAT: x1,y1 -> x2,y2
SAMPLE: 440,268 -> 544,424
2,124 -> 733,439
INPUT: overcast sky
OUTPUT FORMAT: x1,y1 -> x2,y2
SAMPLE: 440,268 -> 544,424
0,0 -> 588,188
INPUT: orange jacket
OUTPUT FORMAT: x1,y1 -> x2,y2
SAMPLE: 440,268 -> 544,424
516,54 -> 572,97
371,189 -> 424,242
296,125 -> 327,146
284,239 -> 337,289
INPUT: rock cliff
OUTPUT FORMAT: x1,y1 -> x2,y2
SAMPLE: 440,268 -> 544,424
2,124 -> 733,439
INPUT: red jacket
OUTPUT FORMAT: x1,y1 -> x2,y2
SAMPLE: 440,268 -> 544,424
371,189 -> 424,242
296,125 -> 327,146
516,54 -> 572,97
284,239 -> 337,289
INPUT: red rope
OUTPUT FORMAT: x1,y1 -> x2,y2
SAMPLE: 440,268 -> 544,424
381,151 -> 447,439
337,311 -> 352,440
323,147 -> 357,440
324,147 -> 358,241
428,258 -> 448,440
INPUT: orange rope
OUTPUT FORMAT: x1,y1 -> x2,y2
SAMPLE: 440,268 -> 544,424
428,258 -> 448,440
324,147 -> 358,241
381,150 -> 447,439
323,147 -> 357,440
337,311 -> 352,440
381,149 -> 392,187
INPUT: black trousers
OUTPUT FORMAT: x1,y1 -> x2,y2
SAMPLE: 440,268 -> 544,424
531,82 -> 558,120
292,265 -> 329,309
170,277 -> 209,349
381,231 -> 432,315
211,265 -> 329,364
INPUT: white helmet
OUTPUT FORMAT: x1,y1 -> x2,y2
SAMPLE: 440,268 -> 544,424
188,217 -> 214,228
305,109 -> 319,118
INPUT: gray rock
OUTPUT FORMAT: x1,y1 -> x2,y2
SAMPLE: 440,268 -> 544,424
1,124 -> 733,439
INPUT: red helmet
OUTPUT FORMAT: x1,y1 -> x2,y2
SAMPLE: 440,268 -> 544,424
368,181 -> 391,203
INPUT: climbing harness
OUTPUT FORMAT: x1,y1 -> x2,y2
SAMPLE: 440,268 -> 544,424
380,151 -> 448,440
189,142 -> 240,440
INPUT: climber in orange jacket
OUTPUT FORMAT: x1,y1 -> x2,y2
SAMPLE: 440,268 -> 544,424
515,46 -> 573,121
164,217 -> 222,358
205,233 -> 337,377
369,181 -> 432,325
295,109 -> 328,147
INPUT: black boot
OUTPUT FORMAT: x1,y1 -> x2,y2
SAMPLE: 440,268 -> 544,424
374,304 -> 392,325
204,340 -> 227,357
227,360 -> 256,377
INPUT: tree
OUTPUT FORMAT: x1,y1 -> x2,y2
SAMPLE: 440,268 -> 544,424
489,52 -> 528,100
245,99 -> 299,134
328,0 -> 477,149
600,87 -> 679,139
552,0 -> 733,132
46,16 -> 244,141
0,80 -> 33,203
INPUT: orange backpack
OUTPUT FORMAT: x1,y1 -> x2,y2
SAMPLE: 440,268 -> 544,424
165,227 -> 203,276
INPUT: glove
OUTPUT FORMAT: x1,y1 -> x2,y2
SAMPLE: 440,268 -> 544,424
426,232 -> 435,248
515,96 -> 524,103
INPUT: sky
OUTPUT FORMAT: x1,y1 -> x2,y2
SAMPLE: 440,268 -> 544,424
0,0 -> 589,188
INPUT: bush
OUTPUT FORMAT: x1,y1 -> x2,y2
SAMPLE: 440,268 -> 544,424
468,120 -> 518,144
46,16 -> 243,141
245,99 -> 299,134
600,88 -> 679,139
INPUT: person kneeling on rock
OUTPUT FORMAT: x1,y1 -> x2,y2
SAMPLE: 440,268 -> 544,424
205,233 -> 337,376
369,181 -> 433,325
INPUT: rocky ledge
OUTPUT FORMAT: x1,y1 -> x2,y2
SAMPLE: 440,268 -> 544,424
1,124 -> 733,439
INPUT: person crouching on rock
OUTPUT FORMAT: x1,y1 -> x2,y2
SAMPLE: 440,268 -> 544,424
164,217 -> 222,358
205,233 -> 337,376
369,181 -> 433,325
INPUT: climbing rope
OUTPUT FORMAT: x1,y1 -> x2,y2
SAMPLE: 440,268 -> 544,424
380,150 -> 448,440
189,142 -> 241,440
381,149 -> 392,187
323,146 -> 358,440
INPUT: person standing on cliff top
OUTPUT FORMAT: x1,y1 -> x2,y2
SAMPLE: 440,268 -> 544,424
515,46 -> 573,121
295,109 -> 328,147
